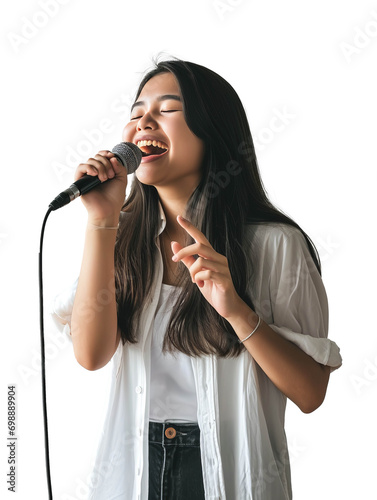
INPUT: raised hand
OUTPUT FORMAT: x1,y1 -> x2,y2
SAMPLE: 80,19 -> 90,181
171,215 -> 245,320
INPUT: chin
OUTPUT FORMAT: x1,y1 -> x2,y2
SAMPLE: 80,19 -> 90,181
134,170 -> 161,187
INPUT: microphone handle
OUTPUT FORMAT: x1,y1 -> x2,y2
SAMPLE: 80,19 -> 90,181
75,174 -> 102,195
49,175 -> 102,211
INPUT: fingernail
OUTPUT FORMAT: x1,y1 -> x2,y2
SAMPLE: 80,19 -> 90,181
178,215 -> 188,222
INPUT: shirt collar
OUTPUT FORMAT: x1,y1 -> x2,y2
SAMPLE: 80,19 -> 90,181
157,199 -> 166,236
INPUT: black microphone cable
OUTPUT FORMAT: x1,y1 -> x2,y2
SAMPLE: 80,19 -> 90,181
38,206 -> 54,500
38,142 -> 142,498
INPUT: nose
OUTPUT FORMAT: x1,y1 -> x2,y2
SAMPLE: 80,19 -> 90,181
136,112 -> 157,131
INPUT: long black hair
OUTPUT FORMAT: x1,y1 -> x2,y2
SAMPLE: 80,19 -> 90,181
114,58 -> 321,358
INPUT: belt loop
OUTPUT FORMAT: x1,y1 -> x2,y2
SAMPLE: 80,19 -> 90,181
162,421 -> 166,443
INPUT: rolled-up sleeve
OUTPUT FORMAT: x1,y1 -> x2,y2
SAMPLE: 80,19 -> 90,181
251,224 -> 342,371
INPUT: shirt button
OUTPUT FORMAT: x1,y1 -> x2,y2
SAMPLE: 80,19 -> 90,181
135,386 -> 143,394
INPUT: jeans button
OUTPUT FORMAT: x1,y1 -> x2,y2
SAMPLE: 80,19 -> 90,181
165,427 -> 176,439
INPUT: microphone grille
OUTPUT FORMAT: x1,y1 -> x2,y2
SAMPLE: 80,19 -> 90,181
112,142 -> 142,174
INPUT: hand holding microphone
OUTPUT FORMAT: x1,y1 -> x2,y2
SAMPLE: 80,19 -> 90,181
49,142 -> 142,224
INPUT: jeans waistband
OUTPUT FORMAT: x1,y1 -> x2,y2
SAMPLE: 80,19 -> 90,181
149,421 -> 201,446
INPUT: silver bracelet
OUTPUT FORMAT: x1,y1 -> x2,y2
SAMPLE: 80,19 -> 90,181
238,315 -> 262,343
88,223 -> 119,230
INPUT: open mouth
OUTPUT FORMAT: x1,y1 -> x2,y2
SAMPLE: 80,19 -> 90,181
137,140 -> 168,157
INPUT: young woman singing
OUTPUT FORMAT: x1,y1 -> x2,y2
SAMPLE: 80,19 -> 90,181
52,58 -> 342,499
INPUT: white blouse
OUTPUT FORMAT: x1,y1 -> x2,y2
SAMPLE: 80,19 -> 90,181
149,282 -> 198,423
51,201 -> 342,499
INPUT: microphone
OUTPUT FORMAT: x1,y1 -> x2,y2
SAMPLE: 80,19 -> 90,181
49,142 -> 142,211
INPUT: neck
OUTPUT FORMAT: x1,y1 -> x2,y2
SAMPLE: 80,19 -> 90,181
157,190 -> 191,242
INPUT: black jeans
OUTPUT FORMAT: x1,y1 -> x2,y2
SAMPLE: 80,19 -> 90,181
148,421 -> 206,499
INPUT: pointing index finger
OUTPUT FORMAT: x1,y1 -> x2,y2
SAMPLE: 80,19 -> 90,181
177,216 -> 210,244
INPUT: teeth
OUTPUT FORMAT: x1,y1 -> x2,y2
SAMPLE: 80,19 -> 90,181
137,139 -> 168,150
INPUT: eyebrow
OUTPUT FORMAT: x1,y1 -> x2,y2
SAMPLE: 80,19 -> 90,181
131,94 -> 182,112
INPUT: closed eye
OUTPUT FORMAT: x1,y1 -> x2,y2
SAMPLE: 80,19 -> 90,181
130,110 -> 180,120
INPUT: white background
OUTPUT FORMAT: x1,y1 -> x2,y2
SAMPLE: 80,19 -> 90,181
1,0 -> 376,498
